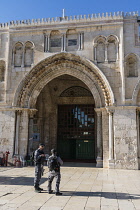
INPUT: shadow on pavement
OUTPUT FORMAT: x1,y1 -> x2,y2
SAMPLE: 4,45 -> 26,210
0,176 -> 47,185
61,191 -> 140,199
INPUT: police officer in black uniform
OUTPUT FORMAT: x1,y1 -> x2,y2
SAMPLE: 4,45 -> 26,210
47,149 -> 63,195
34,143 -> 45,193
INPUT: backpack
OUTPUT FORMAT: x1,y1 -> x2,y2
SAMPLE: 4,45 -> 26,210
48,157 -> 60,172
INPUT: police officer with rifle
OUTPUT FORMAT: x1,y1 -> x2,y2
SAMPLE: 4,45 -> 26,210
34,143 -> 45,193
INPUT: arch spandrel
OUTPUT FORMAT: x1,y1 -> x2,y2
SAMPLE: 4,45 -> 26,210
13,53 -> 114,108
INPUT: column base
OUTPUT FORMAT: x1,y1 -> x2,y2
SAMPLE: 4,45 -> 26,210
109,159 -> 115,169
96,157 -> 103,168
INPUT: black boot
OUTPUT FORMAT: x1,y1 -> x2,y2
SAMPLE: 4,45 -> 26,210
48,190 -> 53,194
38,187 -> 43,191
34,187 -> 41,193
55,192 -> 62,196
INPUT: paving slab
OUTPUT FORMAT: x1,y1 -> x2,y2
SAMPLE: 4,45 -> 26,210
0,165 -> 140,210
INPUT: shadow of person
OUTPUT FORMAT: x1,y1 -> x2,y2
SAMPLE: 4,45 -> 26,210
61,191 -> 140,199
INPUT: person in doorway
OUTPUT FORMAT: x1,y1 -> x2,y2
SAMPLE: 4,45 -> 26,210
34,143 -> 45,193
47,149 -> 63,195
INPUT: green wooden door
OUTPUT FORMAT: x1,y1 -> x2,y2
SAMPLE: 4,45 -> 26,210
76,140 -> 95,159
57,105 -> 95,160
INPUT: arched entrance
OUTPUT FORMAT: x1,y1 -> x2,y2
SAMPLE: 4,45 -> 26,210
28,74 -> 96,161
13,53 -> 114,167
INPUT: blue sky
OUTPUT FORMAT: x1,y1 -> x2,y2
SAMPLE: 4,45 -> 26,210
0,0 -> 139,23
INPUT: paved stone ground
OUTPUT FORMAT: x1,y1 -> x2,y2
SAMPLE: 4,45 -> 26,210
0,165 -> 140,210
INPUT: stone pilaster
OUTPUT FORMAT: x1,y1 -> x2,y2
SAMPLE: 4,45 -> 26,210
14,110 -> 21,155
18,109 -> 29,157
102,108 -> 109,168
95,108 -> 103,168
21,46 -> 25,67
28,109 -> 37,154
108,108 -> 115,168
94,44 -> 97,63
105,43 -> 108,62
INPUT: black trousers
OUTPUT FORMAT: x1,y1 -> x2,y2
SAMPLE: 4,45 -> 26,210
48,172 -> 61,193
34,164 -> 42,188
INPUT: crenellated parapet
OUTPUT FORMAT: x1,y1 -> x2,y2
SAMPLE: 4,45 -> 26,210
0,11 -> 138,29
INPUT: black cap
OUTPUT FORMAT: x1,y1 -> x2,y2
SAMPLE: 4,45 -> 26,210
39,143 -> 45,147
51,149 -> 57,154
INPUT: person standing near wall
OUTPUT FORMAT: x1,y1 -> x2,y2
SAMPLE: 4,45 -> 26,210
34,143 -> 45,193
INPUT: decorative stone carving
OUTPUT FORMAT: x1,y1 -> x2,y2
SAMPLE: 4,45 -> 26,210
60,86 -> 92,97
14,53 -> 114,108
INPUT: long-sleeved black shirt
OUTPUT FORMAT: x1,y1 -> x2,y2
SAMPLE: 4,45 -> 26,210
34,148 -> 45,165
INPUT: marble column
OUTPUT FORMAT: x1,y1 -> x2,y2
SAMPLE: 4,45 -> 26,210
14,110 -> 21,155
81,32 -> 84,50
44,33 -> 47,52
108,110 -> 115,168
78,32 -> 84,50
18,109 -> 29,157
95,108 -> 103,167
78,33 -> 81,50
44,34 -> 50,52
116,42 -> 119,61
94,44 -> 97,63
28,111 -> 34,155
21,46 -> 25,67
61,34 -> 66,52
12,50 -> 15,67
105,44 -> 108,62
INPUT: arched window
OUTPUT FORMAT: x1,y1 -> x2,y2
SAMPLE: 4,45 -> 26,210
107,35 -> 118,62
0,60 -> 5,102
96,41 -> 105,63
0,60 -> 5,82
126,54 -> 138,77
14,42 -> 23,67
94,36 -> 106,63
24,41 -> 34,67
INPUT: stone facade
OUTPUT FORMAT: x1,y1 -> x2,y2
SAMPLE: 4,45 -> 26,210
0,11 -> 140,169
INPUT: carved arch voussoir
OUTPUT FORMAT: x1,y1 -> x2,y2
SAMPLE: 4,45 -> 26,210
14,53 -> 114,108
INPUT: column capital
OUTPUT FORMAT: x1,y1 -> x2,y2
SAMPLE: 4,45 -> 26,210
43,30 -> 51,36
105,106 -> 115,114
94,43 -> 98,48
14,107 -> 38,117
94,108 -> 102,116
28,109 -> 38,117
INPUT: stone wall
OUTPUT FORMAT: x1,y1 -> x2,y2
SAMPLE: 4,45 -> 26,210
114,107 -> 138,169
0,110 -> 15,163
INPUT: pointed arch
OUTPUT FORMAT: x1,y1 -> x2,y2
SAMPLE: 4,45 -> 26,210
13,53 -> 114,108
